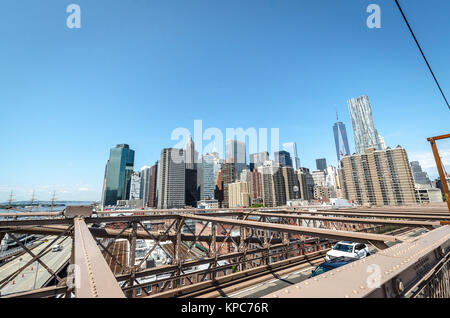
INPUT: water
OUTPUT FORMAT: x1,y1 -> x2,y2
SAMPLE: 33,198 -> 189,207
0,201 -> 95,214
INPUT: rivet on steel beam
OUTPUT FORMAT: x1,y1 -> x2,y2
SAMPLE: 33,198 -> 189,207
395,278 -> 404,294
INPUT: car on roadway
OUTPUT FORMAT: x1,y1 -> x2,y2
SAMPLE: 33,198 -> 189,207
51,244 -> 63,252
325,241 -> 370,261
310,257 -> 357,277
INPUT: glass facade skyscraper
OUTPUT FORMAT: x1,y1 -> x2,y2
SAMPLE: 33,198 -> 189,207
348,95 -> 382,154
333,120 -> 350,163
282,142 -> 300,170
316,158 -> 327,172
225,139 -> 246,178
197,153 -> 215,200
275,151 -> 293,167
102,144 -> 135,206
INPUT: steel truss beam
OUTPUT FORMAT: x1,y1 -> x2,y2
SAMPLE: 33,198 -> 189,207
258,209 -> 450,221
243,212 -> 440,229
2,225 -> 290,244
183,214 -> 398,247
267,225 -> 450,298
73,217 -> 124,298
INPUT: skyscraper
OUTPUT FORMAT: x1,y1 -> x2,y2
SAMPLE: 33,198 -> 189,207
157,148 -> 185,209
282,142 -> 300,170
129,172 -> 141,201
316,158 -> 327,172
333,115 -> 350,163
247,169 -> 263,204
249,151 -> 269,171
147,163 -> 158,208
275,151 -> 293,167
185,135 -> 197,170
281,166 -> 299,201
140,165 -> 152,206
197,154 -> 215,200
260,161 -> 286,207
102,144 -> 135,206
295,167 -> 314,201
228,181 -> 250,208
225,139 -> 246,178
185,168 -> 198,207
220,161 -> 236,208
410,161 -> 431,186
348,95 -> 383,154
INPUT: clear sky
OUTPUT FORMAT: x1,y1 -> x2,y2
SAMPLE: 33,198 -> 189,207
1,0 -> 449,202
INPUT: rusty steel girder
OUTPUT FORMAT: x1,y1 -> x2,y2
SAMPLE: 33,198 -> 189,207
266,225 -> 450,298
183,214 -> 398,247
73,217 -> 124,298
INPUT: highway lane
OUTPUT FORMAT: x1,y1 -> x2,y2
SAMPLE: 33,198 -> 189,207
226,228 -> 429,298
0,236 -> 71,296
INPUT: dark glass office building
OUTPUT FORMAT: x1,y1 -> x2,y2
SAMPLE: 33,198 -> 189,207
333,121 -> 351,163
102,144 -> 135,206
315,158 -> 327,172
274,151 -> 293,167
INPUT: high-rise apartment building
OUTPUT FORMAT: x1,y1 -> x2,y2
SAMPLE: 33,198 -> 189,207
348,95 -> 382,154
275,151 -> 293,168
228,181 -> 251,208
410,161 -> 431,186
333,116 -> 350,163
247,169 -> 263,204
339,146 -> 416,206
315,158 -> 327,172
295,168 -> 313,201
260,162 -> 286,207
281,166 -> 300,201
225,139 -> 246,178
282,142 -> 300,170
102,144 -> 135,206
220,161 -> 236,208
312,170 -> 326,186
157,148 -> 185,209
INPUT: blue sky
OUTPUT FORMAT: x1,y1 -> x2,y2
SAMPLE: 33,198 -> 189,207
1,0 -> 449,201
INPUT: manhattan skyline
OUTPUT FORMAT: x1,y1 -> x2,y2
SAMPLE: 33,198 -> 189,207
1,0 -> 449,201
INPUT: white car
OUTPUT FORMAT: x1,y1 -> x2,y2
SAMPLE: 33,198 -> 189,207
52,244 -> 63,252
325,241 -> 370,261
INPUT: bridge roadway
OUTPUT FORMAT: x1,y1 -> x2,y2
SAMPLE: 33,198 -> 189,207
0,236 -> 71,296
217,228 -> 428,298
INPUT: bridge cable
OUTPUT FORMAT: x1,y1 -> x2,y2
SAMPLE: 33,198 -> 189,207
394,0 -> 450,110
